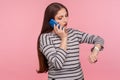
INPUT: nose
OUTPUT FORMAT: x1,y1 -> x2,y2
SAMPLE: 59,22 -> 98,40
63,17 -> 67,23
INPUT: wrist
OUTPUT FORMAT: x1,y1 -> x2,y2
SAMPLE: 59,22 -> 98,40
61,37 -> 67,41
93,47 -> 99,54
94,47 -> 99,51
91,46 -> 99,53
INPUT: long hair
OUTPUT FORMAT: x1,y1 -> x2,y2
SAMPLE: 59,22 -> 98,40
37,2 -> 68,73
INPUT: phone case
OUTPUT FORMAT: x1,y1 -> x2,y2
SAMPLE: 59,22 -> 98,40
49,19 -> 60,28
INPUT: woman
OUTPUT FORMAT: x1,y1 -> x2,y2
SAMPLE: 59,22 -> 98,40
37,2 -> 104,80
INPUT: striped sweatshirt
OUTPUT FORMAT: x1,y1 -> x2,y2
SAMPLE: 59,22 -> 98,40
39,28 -> 104,80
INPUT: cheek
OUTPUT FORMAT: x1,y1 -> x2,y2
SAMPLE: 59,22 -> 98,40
56,20 -> 62,24
58,21 -> 64,26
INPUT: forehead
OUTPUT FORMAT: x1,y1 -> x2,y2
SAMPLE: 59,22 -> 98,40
55,8 -> 67,17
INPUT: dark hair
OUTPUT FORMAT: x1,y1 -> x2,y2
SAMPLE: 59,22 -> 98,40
37,2 -> 68,73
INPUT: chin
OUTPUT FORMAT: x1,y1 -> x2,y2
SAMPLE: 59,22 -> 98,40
63,26 -> 67,28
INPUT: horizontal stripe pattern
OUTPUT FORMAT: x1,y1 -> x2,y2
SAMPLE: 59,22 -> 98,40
39,28 -> 104,80
48,67 -> 84,80
74,29 -> 104,46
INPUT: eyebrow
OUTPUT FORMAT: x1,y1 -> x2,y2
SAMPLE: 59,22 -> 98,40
57,15 -> 63,18
57,13 -> 68,18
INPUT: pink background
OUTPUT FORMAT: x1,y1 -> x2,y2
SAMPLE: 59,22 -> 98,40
0,0 -> 120,80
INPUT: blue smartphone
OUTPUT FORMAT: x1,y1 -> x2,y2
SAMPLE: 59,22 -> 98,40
49,19 -> 60,29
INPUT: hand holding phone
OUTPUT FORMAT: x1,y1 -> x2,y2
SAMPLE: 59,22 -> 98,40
49,19 -> 60,29
49,19 -> 67,39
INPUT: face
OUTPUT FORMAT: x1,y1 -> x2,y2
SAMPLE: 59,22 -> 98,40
54,8 -> 68,27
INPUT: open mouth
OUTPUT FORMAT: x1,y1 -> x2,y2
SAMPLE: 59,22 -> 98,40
64,23 -> 67,26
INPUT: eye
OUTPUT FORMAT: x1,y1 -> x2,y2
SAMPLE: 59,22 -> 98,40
58,17 -> 62,20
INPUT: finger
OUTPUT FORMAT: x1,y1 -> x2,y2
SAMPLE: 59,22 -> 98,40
62,27 -> 65,31
93,55 -> 98,62
92,56 -> 97,62
89,55 -> 96,63
63,27 -> 67,33
54,25 -> 59,33
88,56 -> 94,63
59,25 -> 62,30
64,27 -> 67,30
64,27 -> 67,33
91,53 -> 98,60
56,24 -> 60,29
94,60 -> 98,63
54,24 -> 57,29
90,57 -> 95,63
88,57 -> 92,63
91,56 -> 98,63
54,24 -> 57,27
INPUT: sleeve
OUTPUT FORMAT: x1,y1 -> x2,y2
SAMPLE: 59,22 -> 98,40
74,29 -> 104,51
39,34 -> 68,69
